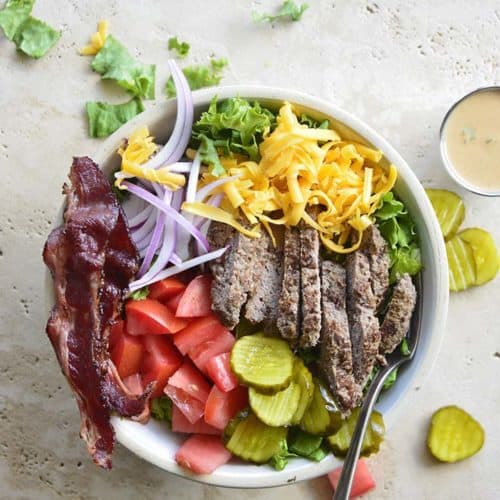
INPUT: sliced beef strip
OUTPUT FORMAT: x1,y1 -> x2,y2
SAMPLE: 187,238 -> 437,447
360,225 -> 390,311
299,222 -> 322,349
379,273 -> 417,354
277,226 -> 301,347
320,260 -> 361,413
345,251 -> 381,387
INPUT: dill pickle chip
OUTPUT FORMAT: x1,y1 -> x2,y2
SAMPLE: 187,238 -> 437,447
290,359 -> 314,425
249,382 -> 301,427
226,412 -> 287,463
427,406 -> 484,463
445,235 -> 476,291
231,334 -> 294,393
426,189 -> 465,239
327,408 -> 385,458
459,228 -> 500,285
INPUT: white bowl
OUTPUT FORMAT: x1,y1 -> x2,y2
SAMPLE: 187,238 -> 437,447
46,86 -> 448,488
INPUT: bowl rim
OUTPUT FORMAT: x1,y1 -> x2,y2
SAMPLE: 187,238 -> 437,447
47,85 -> 449,488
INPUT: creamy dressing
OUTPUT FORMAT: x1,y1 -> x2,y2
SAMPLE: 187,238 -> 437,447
443,89 -> 500,193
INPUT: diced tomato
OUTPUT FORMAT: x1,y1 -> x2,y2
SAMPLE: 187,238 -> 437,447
175,434 -> 232,474
173,314 -> 228,355
123,373 -> 144,395
126,299 -> 188,335
164,384 -> 205,424
149,277 -> 186,302
168,360 -> 211,404
171,406 -> 220,435
166,292 -> 183,312
189,330 -> 236,374
175,275 -> 212,318
111,332 -> 144,379
141,336 -> 182,398
328,459 -> 376,498
109,319 -> 124,351
204,385 -> 248,431
206,352 -> 239,392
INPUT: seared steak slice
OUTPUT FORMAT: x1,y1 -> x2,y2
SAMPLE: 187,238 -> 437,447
320,260 -> 361,412
361,225 -> 390,311
380,274 -> 417,354
299,223 -> 322,348
346,251 -> 380,387
277,227 -> 301,347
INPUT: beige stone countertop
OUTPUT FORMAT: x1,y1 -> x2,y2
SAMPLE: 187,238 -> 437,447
1,0 -> 499,498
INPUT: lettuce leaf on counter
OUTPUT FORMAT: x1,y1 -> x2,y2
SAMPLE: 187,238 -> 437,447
92,35 -> 156,99
253,0 -> 309,23
0,0 -> 60,58
165,58 -> 228,98
168,36 -> 190,58
86,98 -> 144,138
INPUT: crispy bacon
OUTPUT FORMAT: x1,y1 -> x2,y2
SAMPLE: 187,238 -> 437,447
43,157 -> 151,469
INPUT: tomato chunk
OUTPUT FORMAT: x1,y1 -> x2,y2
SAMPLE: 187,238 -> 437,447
141,336 -> 182,398
166,292 -> 183,312
175,434 -> 232,474
169,360 -> 211,404
171,406 -> 220,435
111,332 -> 144,379
176,275 -> 212,318
123,373 -> 144,395
164,384 -> 205,424
173,314 -> 228,355
109,319 -> 124,351
126,299 -> 188,335
328,459 -> 376,498
204,385 -> 248,431
206,352 -> 239,392
189,330 -> 236,374
149,277 -> 186,302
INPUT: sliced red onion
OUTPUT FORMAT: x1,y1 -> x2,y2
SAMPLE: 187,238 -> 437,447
170,253 -> 182,266
123,181 -> 209,253
122,195 -> 146,222
128,204 -> 154,229
129,247 -> 227,292
186,152 -> 201,203
195,175 -> 241,202
167,162 -> 193,173
131,209 -> 157,243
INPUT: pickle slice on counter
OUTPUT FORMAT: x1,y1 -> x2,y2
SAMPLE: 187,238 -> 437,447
300,382 -> 342,436
225,412 -> 287,463
426,188 -> 465,239
327,408 -> 385,457
290,359 -> 314,425
231,334 -> 294,393
458,228 -> 499,285
427,406 -> 484,463
446,235 -> 476,291
249,381 -> 301,427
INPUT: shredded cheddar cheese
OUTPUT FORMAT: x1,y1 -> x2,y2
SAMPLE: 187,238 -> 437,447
80,20 -> 108,56
114,126 -> 186,191
183,102 -> 397,252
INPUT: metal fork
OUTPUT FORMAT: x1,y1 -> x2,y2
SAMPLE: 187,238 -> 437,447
332,275 -> 422,500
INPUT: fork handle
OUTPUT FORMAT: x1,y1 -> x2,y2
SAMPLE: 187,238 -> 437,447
332,364 -> 398,500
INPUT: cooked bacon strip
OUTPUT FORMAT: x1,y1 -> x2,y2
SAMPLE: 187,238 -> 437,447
43,157 -> 150,469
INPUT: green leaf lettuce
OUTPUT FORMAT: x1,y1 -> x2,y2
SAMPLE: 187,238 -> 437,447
253,0 -> 309,23
168,36 -> 190,58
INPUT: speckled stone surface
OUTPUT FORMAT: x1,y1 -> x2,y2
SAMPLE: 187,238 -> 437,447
1,1 -> 499,498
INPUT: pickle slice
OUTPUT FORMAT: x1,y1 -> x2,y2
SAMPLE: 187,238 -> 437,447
427,406 -> 484,463
445,235 -> 476,291
249,381 -> 301,427
458,228 -> 499,285
226,412 -> 287,463
327,408 -> 385,458
231,334 -> 294,393
290,359 -> 314,425
300,382 -> 342,436
426,189 -> 465,239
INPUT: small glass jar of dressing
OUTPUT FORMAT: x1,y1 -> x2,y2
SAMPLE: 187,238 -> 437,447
440,87 -> 500,196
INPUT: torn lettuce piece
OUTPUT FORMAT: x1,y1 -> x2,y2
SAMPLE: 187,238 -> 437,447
165,58 -> 227,97
92,36 -> 156,99
151,396 -> 173,427
129,287 -> 149,301
86,98 -> 144,138
269,438 -> 297,471
253,0 -> 309,23
299,113 -> 329,129
197,133 -> 226,177
0,0 -> 34,40
168,36 -> 190,58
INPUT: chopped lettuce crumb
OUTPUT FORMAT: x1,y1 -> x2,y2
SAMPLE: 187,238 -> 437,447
400,338 -> 411,356
130,287 -> 149,300
0,0 -> 60,58
151,396 -> 173,426
383,368 -> 398,390
288,429 -> 323,457
92,35 -> 156,99
168,36 -> 190,58
269,439 -> 297,471
253,0 -> 309,23
299,113 -> 329,129
86,98 -> 144,138
165,58 -> 228,97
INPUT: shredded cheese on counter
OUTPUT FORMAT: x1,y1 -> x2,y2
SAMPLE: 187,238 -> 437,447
183,102 -> 397,253
80,20 -> 108,56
